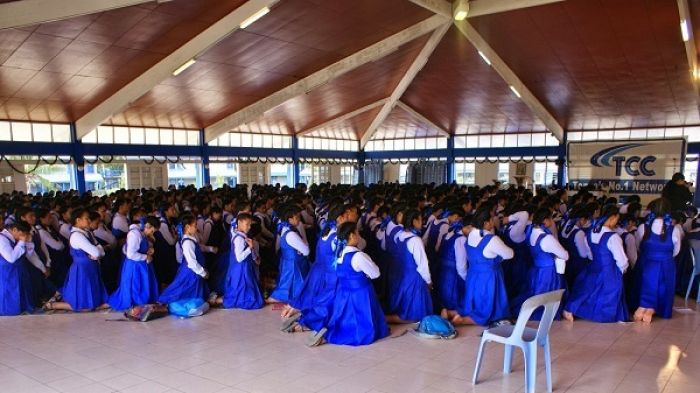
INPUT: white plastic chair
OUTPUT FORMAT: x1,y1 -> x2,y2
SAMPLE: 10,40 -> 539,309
685,240 -> 700,303
472,289 -> 564,393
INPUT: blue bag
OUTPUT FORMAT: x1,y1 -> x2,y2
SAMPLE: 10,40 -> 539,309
168,298 -> 210,318
412,315 -> 457,339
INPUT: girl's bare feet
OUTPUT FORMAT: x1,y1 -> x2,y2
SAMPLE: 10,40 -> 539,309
633,307 -> 646,322
642,309 -> 655,323
562,311 -> 574,322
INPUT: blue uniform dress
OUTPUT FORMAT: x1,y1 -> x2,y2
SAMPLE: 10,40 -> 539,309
633,224 -> 676,319
563,227 -> 589,288
38,225 -> 70,289
158,237 -> 209,303
392,232 -> 432,322
26,230 -> 57,305
460,232 -> 510,326
108,230 -> 159,311
325,249 -> 390,346
437,231 -> 466,311
291,229 -> 338,331
153,218 -> 178,285
62,230 -> 109,311
222,232 -> 263,309
0,233 -> 33,315
565,231 -> 628,322
516,230 -> 566,320
269,227 -> 310,303
501,222 -> 532,301
386,224 -> 404,313
211,224 -> 233,294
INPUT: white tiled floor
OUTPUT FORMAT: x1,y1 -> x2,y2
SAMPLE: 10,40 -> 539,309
1,298 -> 699,393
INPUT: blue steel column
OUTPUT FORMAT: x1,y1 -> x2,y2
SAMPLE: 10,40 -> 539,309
69,123 -> 86,195
200,129 -> 210,186
446,135 -> 455,183
556,132 -> 567,187
695,159 -> 700,207
292,135 -> 300,185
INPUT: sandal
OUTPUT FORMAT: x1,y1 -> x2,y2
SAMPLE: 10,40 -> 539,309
280,313 -> 302,332
305,328 -> 327,347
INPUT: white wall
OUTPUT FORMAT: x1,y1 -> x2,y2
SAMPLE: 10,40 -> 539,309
127,162 -> 167,189
475,162 -> 498,186
383,163 -> 401,183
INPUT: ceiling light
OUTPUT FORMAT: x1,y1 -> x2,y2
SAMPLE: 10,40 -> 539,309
509,85 -> 521,98
453,0 -> 469,21
681,19 -> 690,42
240,7 -> 270,29
478,51 -> 491,66
172,59 -> 196,76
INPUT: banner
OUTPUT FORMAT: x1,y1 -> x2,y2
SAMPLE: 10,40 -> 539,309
567,139 -> 686,197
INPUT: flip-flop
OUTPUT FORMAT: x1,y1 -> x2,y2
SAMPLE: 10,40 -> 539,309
305,327 -> 327,347
280,313 -> 302,332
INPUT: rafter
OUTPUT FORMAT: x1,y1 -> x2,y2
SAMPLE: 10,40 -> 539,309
205,14 -> 447,142
296,99 -> 388,138
360,22 -> 450,148
396,101 -> 450,138
678,0 -> 700,102
75,0 -> 279,139
407,0 -> 566,19
0,0 -> 152,29
454,19 -> 565,141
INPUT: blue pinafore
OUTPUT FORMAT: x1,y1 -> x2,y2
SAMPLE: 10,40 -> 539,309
392,232 -> 432,322
153,218 -> 178,285
0,234 -> 33,315
437,231 -> 465,311
565,231 -> 628,322
108,230 -> 159,310
291,229 -> 338,331
501,221 -> 532,301
325,250 -> 390,346
460,233 -> 510,326
269,228 -> 310,303
633,224 -> 676,319
158,238 -> 209,303
563,227 -> 588,288
62,231 -> 109,310
386,224 -> 404,313
222,232 -> 263,309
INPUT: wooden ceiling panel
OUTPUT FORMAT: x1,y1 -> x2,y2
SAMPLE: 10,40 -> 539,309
117,0 -> 432,129
469,0 -> 700,131
402,25 -> 546,135
0,0 -> 247,124
372,106 -> 443,140
306,108 -> 381,140
237,34 -> 431,136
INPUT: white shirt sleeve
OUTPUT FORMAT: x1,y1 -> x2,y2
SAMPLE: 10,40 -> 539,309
509,211 -> 530,243
422,220 -> 432,245
59,224 -> 71,241
607,233 -> 629,273
635,223 -> 645,247
483,233 -> 515,260
672,225 -> 682,257
24,248 -> 46,273
377,228 -> 386,250
125,231 -> 147,261
574,230 -> 592,260
455,235 -> 467,281
182,239 -> 206,277
407,235 -> 432,284
233,235 -> 252,262
159,222 -> 176,246
540,234 -> 569,261
435,223 -> 449,252
112,215 -> 129,234
624,234 -> 638,267
350,251 -> 380,279
0,237 -> 26,263
70,232 -> 103,259
39,229 -> 64,250
284,230 -> 310,256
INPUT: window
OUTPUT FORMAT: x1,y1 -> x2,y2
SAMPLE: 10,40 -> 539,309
455,162 -> 476,185
167,163 -> 201,188
497,162 -> 510,183
299,164 -> 329,185
26,163 -> 75,194
209,163 -> 238,188
270,163 -> 293,187
534,161 -> 558,186
85,163 -> 127,196
340,165 -> 355,184
399,164 -> 409,184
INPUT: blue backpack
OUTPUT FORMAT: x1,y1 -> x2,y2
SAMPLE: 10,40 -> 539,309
168,298 -> 210,318
412,315 -> 457,339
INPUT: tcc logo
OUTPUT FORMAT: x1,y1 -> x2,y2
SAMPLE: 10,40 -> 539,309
590,144 -> 656,177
